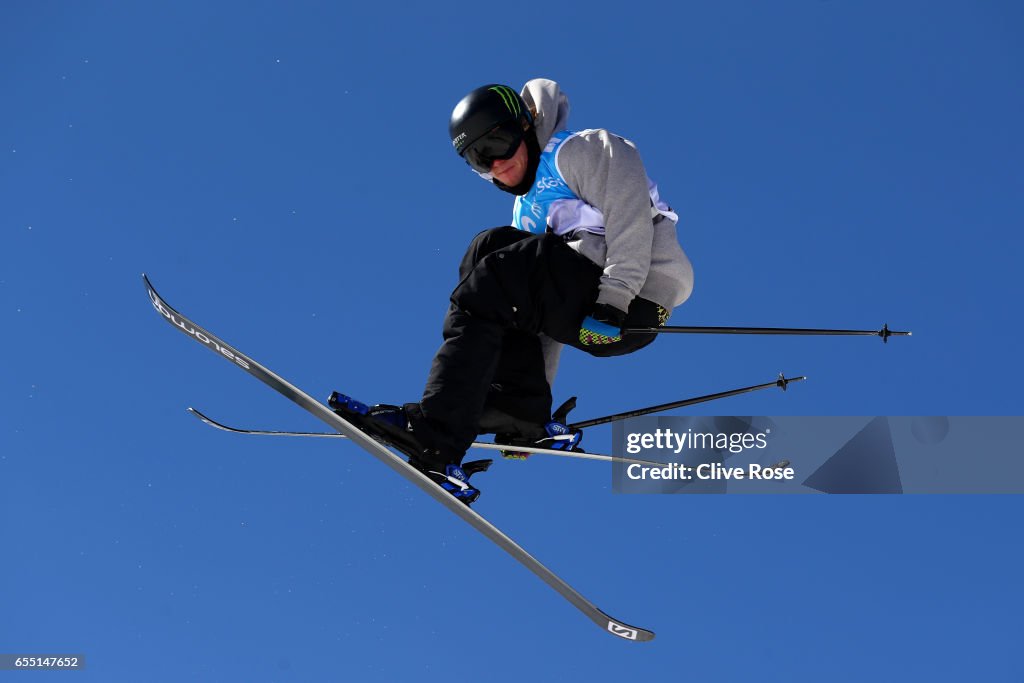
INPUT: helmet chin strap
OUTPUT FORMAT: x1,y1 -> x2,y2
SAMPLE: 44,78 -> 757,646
492,130 -> 541,196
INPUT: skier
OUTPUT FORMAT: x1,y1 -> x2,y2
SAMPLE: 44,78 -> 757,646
332,78 -> 693,504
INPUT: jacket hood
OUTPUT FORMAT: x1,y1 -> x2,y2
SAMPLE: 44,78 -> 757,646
520,78 -> 570,148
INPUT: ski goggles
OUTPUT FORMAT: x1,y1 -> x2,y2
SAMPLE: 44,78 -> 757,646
460,120 -> 524,174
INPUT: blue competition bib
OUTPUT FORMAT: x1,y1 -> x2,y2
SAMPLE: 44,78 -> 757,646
512,131 -> 577,235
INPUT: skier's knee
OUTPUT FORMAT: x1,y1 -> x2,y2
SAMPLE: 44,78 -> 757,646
459,226 -> 527,277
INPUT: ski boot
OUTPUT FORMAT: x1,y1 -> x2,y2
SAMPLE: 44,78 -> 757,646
409,458 -> 490,506
328,391 -> 489,506
495,397 -> 583,460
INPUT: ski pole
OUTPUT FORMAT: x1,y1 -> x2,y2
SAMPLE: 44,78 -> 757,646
568,374 -> 805,430
623,323 -> 911,343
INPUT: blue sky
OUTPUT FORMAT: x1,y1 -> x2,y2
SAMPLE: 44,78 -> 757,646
2,1 -> 1022,680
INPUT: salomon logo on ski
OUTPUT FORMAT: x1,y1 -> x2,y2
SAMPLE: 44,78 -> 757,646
607,623 -> 639,640
148,289 -> 250,370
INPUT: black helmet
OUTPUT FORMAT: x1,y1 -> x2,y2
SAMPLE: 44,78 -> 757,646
449,84 -> 534,162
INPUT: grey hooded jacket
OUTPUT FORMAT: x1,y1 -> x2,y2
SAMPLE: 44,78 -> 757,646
519,78 -> 694,314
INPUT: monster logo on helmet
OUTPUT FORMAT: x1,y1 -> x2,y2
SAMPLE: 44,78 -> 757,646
489,85 -> 522,117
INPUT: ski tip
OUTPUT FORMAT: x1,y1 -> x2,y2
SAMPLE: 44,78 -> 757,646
186,407 -> 212,424
142,273 -> 160,299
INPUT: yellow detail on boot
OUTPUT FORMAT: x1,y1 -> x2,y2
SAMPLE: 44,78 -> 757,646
501,450 -> 531,460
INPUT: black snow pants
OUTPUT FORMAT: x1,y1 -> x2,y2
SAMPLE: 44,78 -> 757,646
404,226 -> 663,463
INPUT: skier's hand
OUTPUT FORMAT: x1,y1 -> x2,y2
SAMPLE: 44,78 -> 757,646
579,303 -> 627,346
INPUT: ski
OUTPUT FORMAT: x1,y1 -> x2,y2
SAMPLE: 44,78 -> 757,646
143,274 -> 654,642
185,407 -> 666,467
